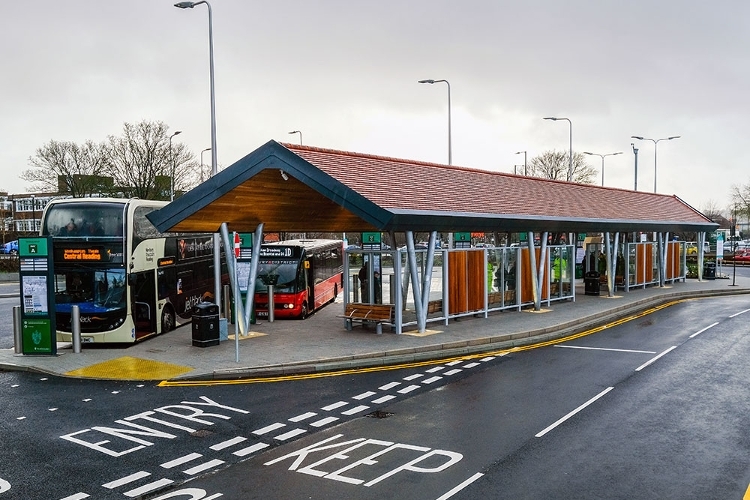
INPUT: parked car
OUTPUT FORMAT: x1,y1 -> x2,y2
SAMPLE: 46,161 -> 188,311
1,240 -> 18,255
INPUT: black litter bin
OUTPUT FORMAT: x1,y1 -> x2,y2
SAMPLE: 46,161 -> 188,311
584,271 -> 601,296
703,261 -> 716,280
192,302 -> 220,347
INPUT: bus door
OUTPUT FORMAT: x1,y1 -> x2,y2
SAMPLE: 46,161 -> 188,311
303,258 -> 314,308
131,270 -> 156,340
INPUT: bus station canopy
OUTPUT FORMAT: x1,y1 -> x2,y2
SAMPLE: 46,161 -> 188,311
147,140 -> 717,235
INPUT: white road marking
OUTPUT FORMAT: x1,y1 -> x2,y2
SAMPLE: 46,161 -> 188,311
103,471 -> 151,489
111,391 -> 120,394
435,472 -> 485,500
310,416 -> 339,427
341,405 -> 369,415
403,373 -> 424,381
426,366 -> 445,373
183,459 -> 225,475
82,399 -> 91,402
422,376 -> 443,384
444,369 -> 462,376
11,384 -> 18,388
16,417 -> 25,421
398,384 -> 421,394
371,395 -> 397,404
252,422 -> 286,435
635,346 -> 678,371
275,428 -> 307,441
321,401 -> 348,411
233,442 -> 269,457
49,408 -> 58,411
161,453 -> 202,468
353,391 -> 376,400
289,411 -> 317,422
379,382 -> 401,390
462,362 -> 480,368
59,493 -> 90,500
210,436 -> 247,450
536,387 -> 614,438
555,345 -> 656,354
40,378 -> 48,381
729,308 -> 750,318
123,478 -> 174,497
445,360 -> 463,366
690,322 -> 719,338
480,356 -> 496,362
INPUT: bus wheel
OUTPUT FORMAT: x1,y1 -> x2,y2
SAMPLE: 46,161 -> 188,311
329,284 -> 338,304
161,307 -> 175,334
299,303 -> 308,320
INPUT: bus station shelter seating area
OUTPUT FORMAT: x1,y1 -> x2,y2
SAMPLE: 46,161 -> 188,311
147,140 -> 717,334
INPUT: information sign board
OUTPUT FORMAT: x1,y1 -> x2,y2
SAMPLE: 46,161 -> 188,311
18,236 -> 56,355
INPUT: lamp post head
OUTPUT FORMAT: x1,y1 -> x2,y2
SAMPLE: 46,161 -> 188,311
631,135 -> 644,140
583,151 -> 594,156
667,135 -> 681,140
174,1 -> 196,8
170,130 -> 182,139
543,117 -> 558,121
418,79 -> 435,84
612,151 -> 623,156
515,151 -> 525,154
288,130 -> 300,134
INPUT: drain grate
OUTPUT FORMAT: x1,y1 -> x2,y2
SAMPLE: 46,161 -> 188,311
366,410 -> 394,419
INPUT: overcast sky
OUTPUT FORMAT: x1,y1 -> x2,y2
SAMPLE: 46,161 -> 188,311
3,1 -> 748,213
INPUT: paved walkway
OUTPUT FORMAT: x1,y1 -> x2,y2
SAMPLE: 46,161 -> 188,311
1,277 -> 748,382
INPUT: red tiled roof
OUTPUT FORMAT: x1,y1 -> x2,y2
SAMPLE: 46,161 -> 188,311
282,143 -> 711,225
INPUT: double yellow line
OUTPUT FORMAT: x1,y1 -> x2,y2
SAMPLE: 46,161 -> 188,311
159,300 -> 684,387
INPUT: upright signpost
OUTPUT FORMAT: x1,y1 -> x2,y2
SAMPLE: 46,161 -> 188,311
18,236 -> 56,355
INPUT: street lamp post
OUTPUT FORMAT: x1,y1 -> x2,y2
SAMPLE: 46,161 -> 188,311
169,131 -> 182,201
515,151 -> 527,175
583,151 -> 622,186
630,135 -> 680,193
175,0 -> 221,324
200,147 -> 211,182
175,1 -> 218,177
418,79 -> 451,165
288,130 -> 302,145
543,117 -> 573,181
631,143 -> 639,191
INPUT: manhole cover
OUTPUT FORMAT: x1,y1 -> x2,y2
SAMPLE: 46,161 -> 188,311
190,429 -> 214,438
366,410 -> 394,419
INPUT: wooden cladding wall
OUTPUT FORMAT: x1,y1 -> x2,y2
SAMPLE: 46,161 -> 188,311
448,250 -> 485,314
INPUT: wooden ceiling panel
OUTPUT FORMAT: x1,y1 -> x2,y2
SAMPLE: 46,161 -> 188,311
169,169 -> 378,233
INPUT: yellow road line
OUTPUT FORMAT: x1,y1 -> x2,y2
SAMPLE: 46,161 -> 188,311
744,482 -> 750,500
158,299 -> 686,387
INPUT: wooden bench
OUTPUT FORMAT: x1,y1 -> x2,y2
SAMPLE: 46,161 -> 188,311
340,303 -> 395,334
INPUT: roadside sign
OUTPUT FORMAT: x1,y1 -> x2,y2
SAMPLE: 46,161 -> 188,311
18,236 -> 56,355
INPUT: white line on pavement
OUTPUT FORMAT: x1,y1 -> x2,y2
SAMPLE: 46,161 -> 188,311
536,387 -> 614,438
635,346 -> 678,372
555,345 -> 656,354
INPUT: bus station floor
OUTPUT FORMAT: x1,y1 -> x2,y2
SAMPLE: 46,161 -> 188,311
2,276 -> 749,382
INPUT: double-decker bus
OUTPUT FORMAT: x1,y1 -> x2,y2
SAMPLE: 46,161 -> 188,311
40,198 -> 226,343
252,239 -> 343,319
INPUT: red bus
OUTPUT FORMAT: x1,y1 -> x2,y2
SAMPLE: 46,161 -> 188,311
253,239 -> 343,319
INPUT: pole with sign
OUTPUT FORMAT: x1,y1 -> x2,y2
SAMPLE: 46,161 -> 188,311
233,232 -> 240,362
18,237 -> 56,355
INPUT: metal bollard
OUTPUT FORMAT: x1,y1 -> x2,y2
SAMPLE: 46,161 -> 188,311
71,305 -> 81,354
267,284 -> 275,323
223,284 -> 231,321
13,306 -> 22,354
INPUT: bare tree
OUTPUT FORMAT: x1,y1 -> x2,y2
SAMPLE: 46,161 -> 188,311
527,150 -> 597,184
22,140 -> 111,197
730,182 -> 750,222
107,120 -> 199,200
699,200 -> 724,220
